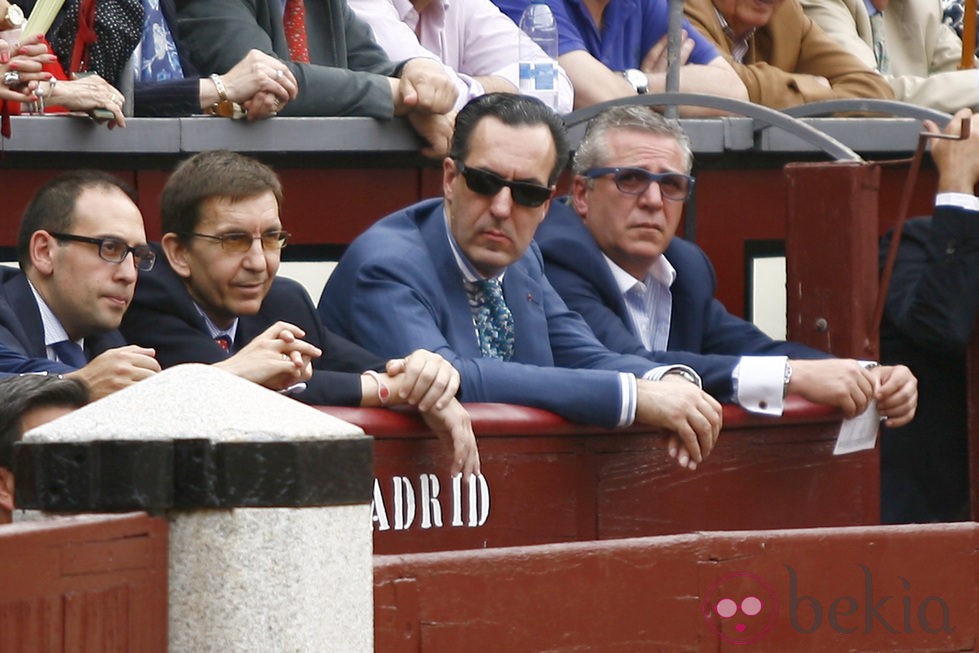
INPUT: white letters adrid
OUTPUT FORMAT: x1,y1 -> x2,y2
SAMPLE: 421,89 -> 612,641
372,473 -> 490,531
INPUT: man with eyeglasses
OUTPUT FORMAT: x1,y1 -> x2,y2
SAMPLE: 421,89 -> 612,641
320,93 -> 723,470
535,104 -> 917,424
0,171 -> 162,400
121,150 -> 479,479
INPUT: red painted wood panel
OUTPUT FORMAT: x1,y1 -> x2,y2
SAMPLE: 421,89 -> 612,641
375,523 -> 979,652
322,399 -> 876,555
0,513 -> 168,653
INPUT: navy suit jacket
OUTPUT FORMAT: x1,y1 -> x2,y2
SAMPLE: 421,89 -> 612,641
879,207 -> 979,523
120,246 -> 386,406
535,200 -> 828,402
0,268 -> 123,367
318,198 -> 699,428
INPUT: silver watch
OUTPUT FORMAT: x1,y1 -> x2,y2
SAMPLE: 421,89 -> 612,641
622,68 -> 648,95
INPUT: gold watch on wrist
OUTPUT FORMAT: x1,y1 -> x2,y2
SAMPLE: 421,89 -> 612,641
0,3 -> 25,31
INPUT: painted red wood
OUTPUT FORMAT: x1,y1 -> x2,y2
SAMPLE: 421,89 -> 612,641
0,513 -> 168,653
374,523 -> 979,652
321,399 -> 877,555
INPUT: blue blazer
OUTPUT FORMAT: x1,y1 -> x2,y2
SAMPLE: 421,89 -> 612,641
0,268 -> 122,369
120,245 -> 386,406
535,200 -> 828,401
319,198 -> 696,428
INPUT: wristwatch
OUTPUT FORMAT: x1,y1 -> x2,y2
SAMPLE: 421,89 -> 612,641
0,3 -> 25,31
622,68 -> 648,95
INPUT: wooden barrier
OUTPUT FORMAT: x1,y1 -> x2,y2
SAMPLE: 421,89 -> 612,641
321,399 -> 876,555
374,523 -> 979,652
0,512 -> 168,652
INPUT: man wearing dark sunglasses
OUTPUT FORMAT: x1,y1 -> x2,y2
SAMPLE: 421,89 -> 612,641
321,93 -> 723,471
536,105 -> 917,427
121,150 -> 479,479
0,171 -> 161,400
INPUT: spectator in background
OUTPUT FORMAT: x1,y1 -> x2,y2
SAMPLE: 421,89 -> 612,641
177,0 -> 460,156
942,0 -> 979,56
800,0 -> 979,113
880,108 -> 979,523
0,170 -> 160,400
10,0 -> 299,119
319,93 -> 723,471
120,151 -> 478,478
349,0 -> 575,113
491,0 -> 748,112
683,0 -> 894,108
536,104 -> 917,424
0,374 -> 89,525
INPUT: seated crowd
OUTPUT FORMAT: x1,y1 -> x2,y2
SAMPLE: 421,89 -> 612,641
0,0 -> 974,527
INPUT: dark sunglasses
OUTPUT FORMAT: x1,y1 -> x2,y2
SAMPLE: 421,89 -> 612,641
454,159 -> 553,207
583,167 -> 695,201
48,232 -> 156,271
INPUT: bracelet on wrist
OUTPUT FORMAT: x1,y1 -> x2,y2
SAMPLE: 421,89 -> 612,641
362,369 -> 391,406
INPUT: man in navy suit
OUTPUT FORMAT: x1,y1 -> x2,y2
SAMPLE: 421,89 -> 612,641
879,108 -> 979,523
320,93 -> 723,470
535,105 -> 917,425
121,150 -> 478,477
0,171 -> 161,399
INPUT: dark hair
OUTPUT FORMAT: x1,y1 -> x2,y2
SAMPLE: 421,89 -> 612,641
161,150 -> 283,239
449,93 -> 569,185
18,171 -> 137,268
0,375 -> 89,469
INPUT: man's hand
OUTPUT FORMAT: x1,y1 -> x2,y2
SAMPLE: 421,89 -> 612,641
214,321 -> 321,391
635,376 -> 722,470
407,110 -> 455,158
66,345 -> 160,400
392,58 -> 458,115
419,397 -> 480,480
214,49 -> 298,120
787,359 -> 875,418
385,349 -> 460,411
873,364 -> 918,427
926,108 -> 979,193
640,30 -> 694,73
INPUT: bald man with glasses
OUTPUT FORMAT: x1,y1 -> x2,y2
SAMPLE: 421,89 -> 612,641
121,150 -> 479,478
0,171 -> 161,400
535,104 -> 917,424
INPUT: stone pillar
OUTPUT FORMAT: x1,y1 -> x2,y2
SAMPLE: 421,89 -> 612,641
14,364 -> 373,652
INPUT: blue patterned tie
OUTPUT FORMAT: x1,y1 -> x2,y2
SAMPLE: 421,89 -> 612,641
138,0 -> 185,82
466,278 -> 514,361
50,340 -> 87,368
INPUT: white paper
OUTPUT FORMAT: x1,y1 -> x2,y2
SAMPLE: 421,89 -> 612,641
833,399 -> 880,455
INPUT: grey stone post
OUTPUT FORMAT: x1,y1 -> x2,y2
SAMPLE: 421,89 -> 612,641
15,364 -> 373,652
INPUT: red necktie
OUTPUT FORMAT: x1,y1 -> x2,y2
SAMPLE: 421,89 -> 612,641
283,0 -> 311,63
215,335 -> 232,352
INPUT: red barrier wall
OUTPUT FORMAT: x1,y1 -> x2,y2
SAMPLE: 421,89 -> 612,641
375,523 -> 979,652
0,512 -> 168,652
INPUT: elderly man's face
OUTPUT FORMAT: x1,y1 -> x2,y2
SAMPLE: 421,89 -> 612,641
444,116 -> 556,277
571,128 -> 689,280
714,0 -> 785,35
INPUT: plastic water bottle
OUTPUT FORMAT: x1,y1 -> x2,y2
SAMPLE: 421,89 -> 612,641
518,1 -> 559,110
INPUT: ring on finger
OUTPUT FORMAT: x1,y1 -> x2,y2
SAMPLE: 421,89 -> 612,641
2,70 -> 21,87
275,69 -> 285,79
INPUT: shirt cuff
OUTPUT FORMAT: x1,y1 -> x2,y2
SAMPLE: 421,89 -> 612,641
450,72 -> 485,113
618,372 -> 637,427
936,192 -> 979,211
734,355 -> 788,416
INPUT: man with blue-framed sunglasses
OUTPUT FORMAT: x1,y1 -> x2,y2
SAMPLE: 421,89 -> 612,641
537,105 -> 917,426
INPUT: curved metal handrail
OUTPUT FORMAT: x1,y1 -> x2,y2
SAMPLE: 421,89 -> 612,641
562,93 -> 862,161
782,99 -> 952,126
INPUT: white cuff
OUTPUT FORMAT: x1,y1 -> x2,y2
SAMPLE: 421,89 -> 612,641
618,372 -> 637,427
735,355 -> 788,416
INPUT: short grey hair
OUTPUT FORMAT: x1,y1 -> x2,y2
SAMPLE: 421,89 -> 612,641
572,106 -> 694,176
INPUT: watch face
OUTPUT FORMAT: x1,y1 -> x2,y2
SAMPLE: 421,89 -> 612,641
6,4 -> 25,27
